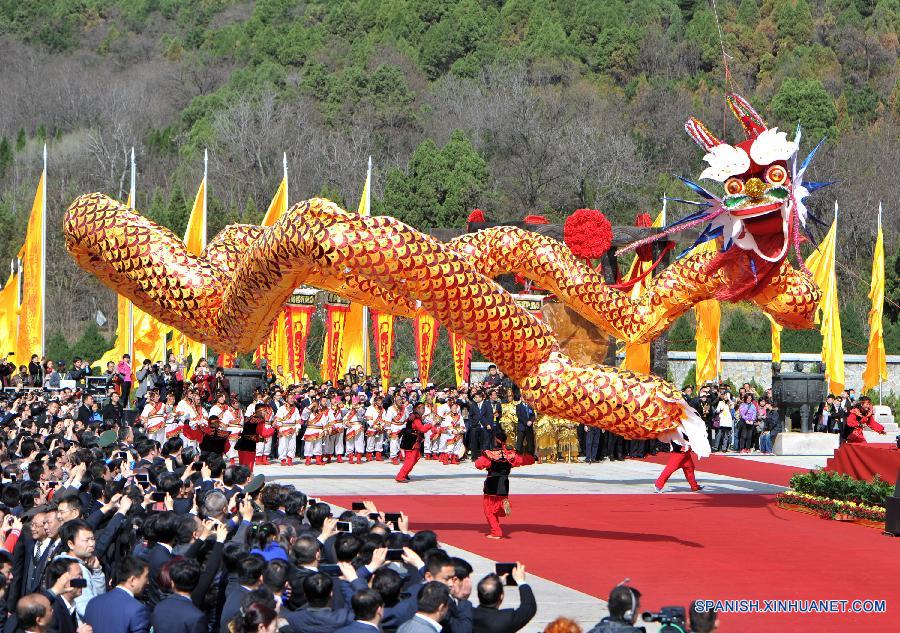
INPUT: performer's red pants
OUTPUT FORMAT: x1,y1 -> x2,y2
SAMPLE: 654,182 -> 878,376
396,449 -> 421,481
483,494 -> 507,536
655,451 -> 699,490
238,450 -> 256,473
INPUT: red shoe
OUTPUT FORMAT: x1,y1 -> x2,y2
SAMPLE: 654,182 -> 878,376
453,456 -> 460,464
336,455 -> 343,464
391,457 -> 399,465
315,456 -> 324,466
262,456 -> 270,465
366,452 -> 374,462
376,453 -> 384,461
305,457 -> 312,466
255,456 -> 263,465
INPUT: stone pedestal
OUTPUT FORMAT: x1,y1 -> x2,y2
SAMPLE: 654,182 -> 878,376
774,432 -> 840,456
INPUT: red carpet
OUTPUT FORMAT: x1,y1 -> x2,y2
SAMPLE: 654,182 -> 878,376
325,493 -> 898,633
639,452 -> 808,486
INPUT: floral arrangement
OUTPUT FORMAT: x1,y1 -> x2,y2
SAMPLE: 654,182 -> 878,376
775,490 -> 886,522
776,469 -> 891,527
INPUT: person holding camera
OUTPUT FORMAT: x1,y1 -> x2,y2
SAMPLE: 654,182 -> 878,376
587,585 -> 644,633
473,563 -> 536,633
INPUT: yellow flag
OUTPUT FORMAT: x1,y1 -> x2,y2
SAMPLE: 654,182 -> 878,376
16,170 -> 45,360
766,313 -> 783,364
692,241 -> 720,384
862,208 -> 887,392
623,212 -> 664,373
262,177 -> 288,227
174,177 -> 208,371
805,208 -> 844,395
132,305 -> 166,366
341,169 -> 372,375
184,179 -> 206,256
0,273 -> 19,359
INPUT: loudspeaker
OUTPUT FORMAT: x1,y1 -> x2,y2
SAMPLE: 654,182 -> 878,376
223,369 -> 265,405
885,498 -> 900,536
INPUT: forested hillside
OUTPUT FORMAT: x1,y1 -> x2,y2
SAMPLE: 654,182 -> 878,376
0,0 -> 897,356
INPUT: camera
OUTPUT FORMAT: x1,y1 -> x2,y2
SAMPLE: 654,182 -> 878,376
642,606 -> 687,631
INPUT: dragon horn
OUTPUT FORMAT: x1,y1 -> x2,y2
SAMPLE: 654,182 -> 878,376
684,117 -> 723,151
726,93 -> 767,139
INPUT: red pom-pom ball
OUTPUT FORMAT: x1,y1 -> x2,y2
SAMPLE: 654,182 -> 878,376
563,208 -> 612,259
467,208 -> 486,224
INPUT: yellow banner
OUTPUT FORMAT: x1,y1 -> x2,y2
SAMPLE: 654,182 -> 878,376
805,211 -> 844,395
321,304 -> 349,383
449,330 -> 471,387
372,310 -> 394,391
623,211 -> 664,374
414,314 -> 439,386
692,241 -> 720,384
16,171 -> 45,360
862,213 -> 886,392
262,177 -> 288,227
0,273 -> 18,359
766,313 -> 783,364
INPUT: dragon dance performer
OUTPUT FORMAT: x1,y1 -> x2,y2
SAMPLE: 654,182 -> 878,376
275,393 -> 302,465
844,396 -> 885,444
364,395 -> 386,462
302,399 -> 328,465
234,409 -> 275,472
182,415 -> 231,457
654,438 -> 703,493
139,389 -> 167,446
474,429 -> 535,539
175,388 -> 206,450
395,402 -> 434,483
344,397 -> 366,464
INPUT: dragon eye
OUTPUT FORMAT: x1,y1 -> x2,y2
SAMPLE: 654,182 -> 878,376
724,177 -> 744,196
765,165 -> 787,185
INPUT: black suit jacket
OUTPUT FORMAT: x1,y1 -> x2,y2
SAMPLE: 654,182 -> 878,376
51,594 -> 80,633
472,584 -> 537,633
152,594 -> 207,633
141,542 -> 174,608
515,402 -> 534,432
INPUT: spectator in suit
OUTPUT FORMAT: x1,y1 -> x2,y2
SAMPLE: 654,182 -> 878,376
513,393 -> 535,457
228,602 -> 277,633
369,568 -> 415,633
219,555 -> 266,633
15,593 -> 54,633
472,564 -> 536,633
43,558 -> 91,633
151,558 -> 207,633
467,392 -> 495,457
334,589 -> 384,633
83,556 -> 150,633
283,571 -> 355,633
397,582 -> 451,633
139,512 -> 179,608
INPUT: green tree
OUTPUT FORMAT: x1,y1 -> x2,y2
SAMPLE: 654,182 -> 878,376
71,321 -> 110,363
884,247 -> 900,323
668,316 -> 694,351
46,331 -> 72,364
770,78 -> 838,140
722,312 -> 766,352
381,130 -> 489,228
0,137 -> 11,177
15,128 -> 26,152
776,0 -> 814,46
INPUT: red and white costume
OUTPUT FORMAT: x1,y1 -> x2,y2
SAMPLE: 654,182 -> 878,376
386,403 -> 408,463
140,401 -> 167,445
324,405 -> 346,462
440,409 -> 466,463
175,398 -> 206,450
344,406 -> 366,463
302,408 -> 328,463
364,404 -> 385,460
275,403 -> 301,463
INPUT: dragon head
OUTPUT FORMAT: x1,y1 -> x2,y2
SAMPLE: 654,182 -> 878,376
682,93 -> 825,263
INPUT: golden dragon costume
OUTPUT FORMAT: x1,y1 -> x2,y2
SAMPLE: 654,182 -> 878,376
64,93 -> 827,458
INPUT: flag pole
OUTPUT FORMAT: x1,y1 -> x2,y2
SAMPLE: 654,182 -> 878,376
877,202 -> 883,405
283,152 -> 288,207
361,156 -> 372,374
127,147 -> 135,363
40,144 -> 47,357
201,148 -> 208,362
